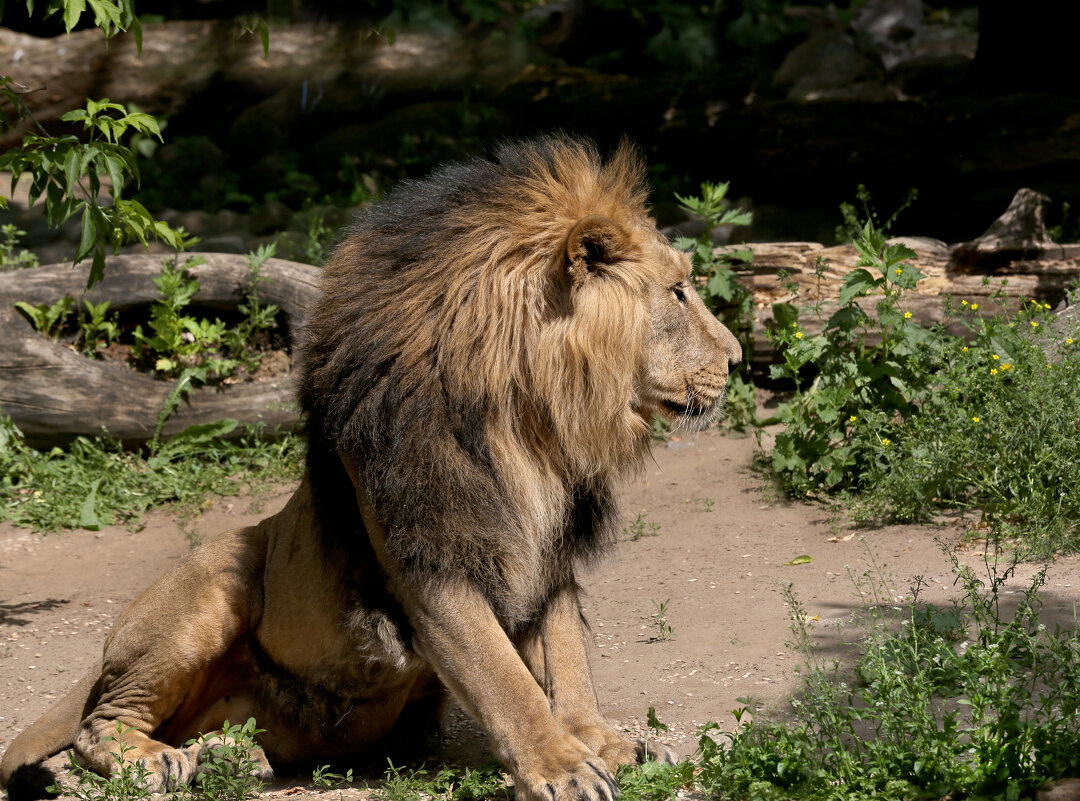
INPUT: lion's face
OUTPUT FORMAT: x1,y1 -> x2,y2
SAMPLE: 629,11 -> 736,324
634,235 -> 742,432
561,213 -> 742,440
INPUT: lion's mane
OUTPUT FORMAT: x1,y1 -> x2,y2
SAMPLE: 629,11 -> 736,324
298,136 -> 660,627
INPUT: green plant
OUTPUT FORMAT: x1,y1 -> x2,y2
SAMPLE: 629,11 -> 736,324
695,543 -> 1080,801
79,299 -> 120,355
0,412 -> 304,534
650,599 -> 675,641
623,512 -> 661,541
15,295 -> 75,341
835,183 -> 918,244
0,94 -> 183,288
56,722 -> 153,801
184,718 -> 266,801
766,221 -> 933,494
311,764 -> 355,789
0,224 -> 40,270
673,182 -> 754,350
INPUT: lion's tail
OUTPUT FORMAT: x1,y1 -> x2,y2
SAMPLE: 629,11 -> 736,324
1,665 -> 100,801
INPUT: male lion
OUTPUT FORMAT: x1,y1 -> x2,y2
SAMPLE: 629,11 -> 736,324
1,136 -> 741,801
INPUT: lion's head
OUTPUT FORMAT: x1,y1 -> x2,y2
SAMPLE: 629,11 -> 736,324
299,136 -> 741,586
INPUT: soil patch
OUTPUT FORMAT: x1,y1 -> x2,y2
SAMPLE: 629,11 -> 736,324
2,428 -> 1078,797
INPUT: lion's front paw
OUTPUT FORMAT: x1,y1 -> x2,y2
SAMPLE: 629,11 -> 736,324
513,733 -> 621,801
132,745 -> 200,793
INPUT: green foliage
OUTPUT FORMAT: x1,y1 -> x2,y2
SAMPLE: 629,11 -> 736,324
623,512 -> 661,541
673,182 -> 757,430
79,299 -> 120,355
764,219 -> 1080,552
835,183 -> 918,245
855,291 -> 1080,552
186,719 -> 266,801
0,413 -> 304,533
0,97 -> 182,288
54,718 -> 266,801
311,764 -> 355,789
694,546 -> 1080,800
0,224 -> 40,270
128,246 -> 281,384
650,599 -> 676,641
766,222 -> 931,495
57,722 -> 154,801
371,760 -> 510,801
1048,200 -> 1080,243
15,295 -> 74,341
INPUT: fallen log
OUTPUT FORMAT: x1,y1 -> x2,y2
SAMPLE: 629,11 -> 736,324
725,189 -> 1080,363
0,252 -> 320,447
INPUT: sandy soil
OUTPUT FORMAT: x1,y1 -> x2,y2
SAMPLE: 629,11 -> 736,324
2,428 -> 1078,798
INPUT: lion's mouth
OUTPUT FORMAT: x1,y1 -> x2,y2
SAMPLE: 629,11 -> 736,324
661,399 -> 712,418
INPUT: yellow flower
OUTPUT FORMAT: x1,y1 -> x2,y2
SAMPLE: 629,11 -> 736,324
961,300 -> 969,306
881,438 -> 891,447
1031,299 -> 1040,305
895,268 -> 903,275
992,354 -> 999,360
991,368 -> 998,375
849,415 -> 857,423
1002,363 -> 1012,370
1009,323 -> 1015,328
970,303 -> 979,311
972,416 -> 980,423
904,311 -> 913,319
1032,321 -> 1039,328
1067,338 -> 1074,345
962,346 -> 969,352
795,331 -> 803,339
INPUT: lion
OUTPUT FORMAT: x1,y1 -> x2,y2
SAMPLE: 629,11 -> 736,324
0,135 -> 741,801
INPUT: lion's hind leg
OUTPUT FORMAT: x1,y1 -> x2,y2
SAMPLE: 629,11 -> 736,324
72,527 -> 268,793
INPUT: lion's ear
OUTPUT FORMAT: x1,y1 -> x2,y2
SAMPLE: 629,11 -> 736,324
565,215 -> 628,284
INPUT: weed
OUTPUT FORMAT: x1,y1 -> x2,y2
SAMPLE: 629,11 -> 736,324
0,223 -> 39,271
79,299 -> 120,355
185,719 -> 266,801
695,543 -> 1080,800
623,513 -> 661,541
0,412 -> 304,534
835,183 -> 918,244
650,599 -> 676,641
762,220 -> 1080,553
311,764 -> 354,789
57,723 -> 153,801
15,296 -> 74,341
673,181 -> 754,357
370,760 -> 509,801
692,496 -> 715,512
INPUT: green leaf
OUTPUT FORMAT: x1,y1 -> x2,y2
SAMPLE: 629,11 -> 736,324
772,301 -> 800,330
63,0 -> 87,32
87,247 -> 106,289
784,555 -> 813,565
78,478 -> 103,531
839,268 -> 879,306
130,14 -> 142,53
75,206 -> 96,263
707,267 -> 736,301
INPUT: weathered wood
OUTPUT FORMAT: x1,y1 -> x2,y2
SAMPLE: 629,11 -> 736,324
721,220 -> 1080,363
0,253 -> 320,447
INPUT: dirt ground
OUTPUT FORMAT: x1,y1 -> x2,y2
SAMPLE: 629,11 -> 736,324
2,427 -> 1079,798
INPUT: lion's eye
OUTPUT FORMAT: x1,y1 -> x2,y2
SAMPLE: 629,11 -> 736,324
672,284 -> 687,303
